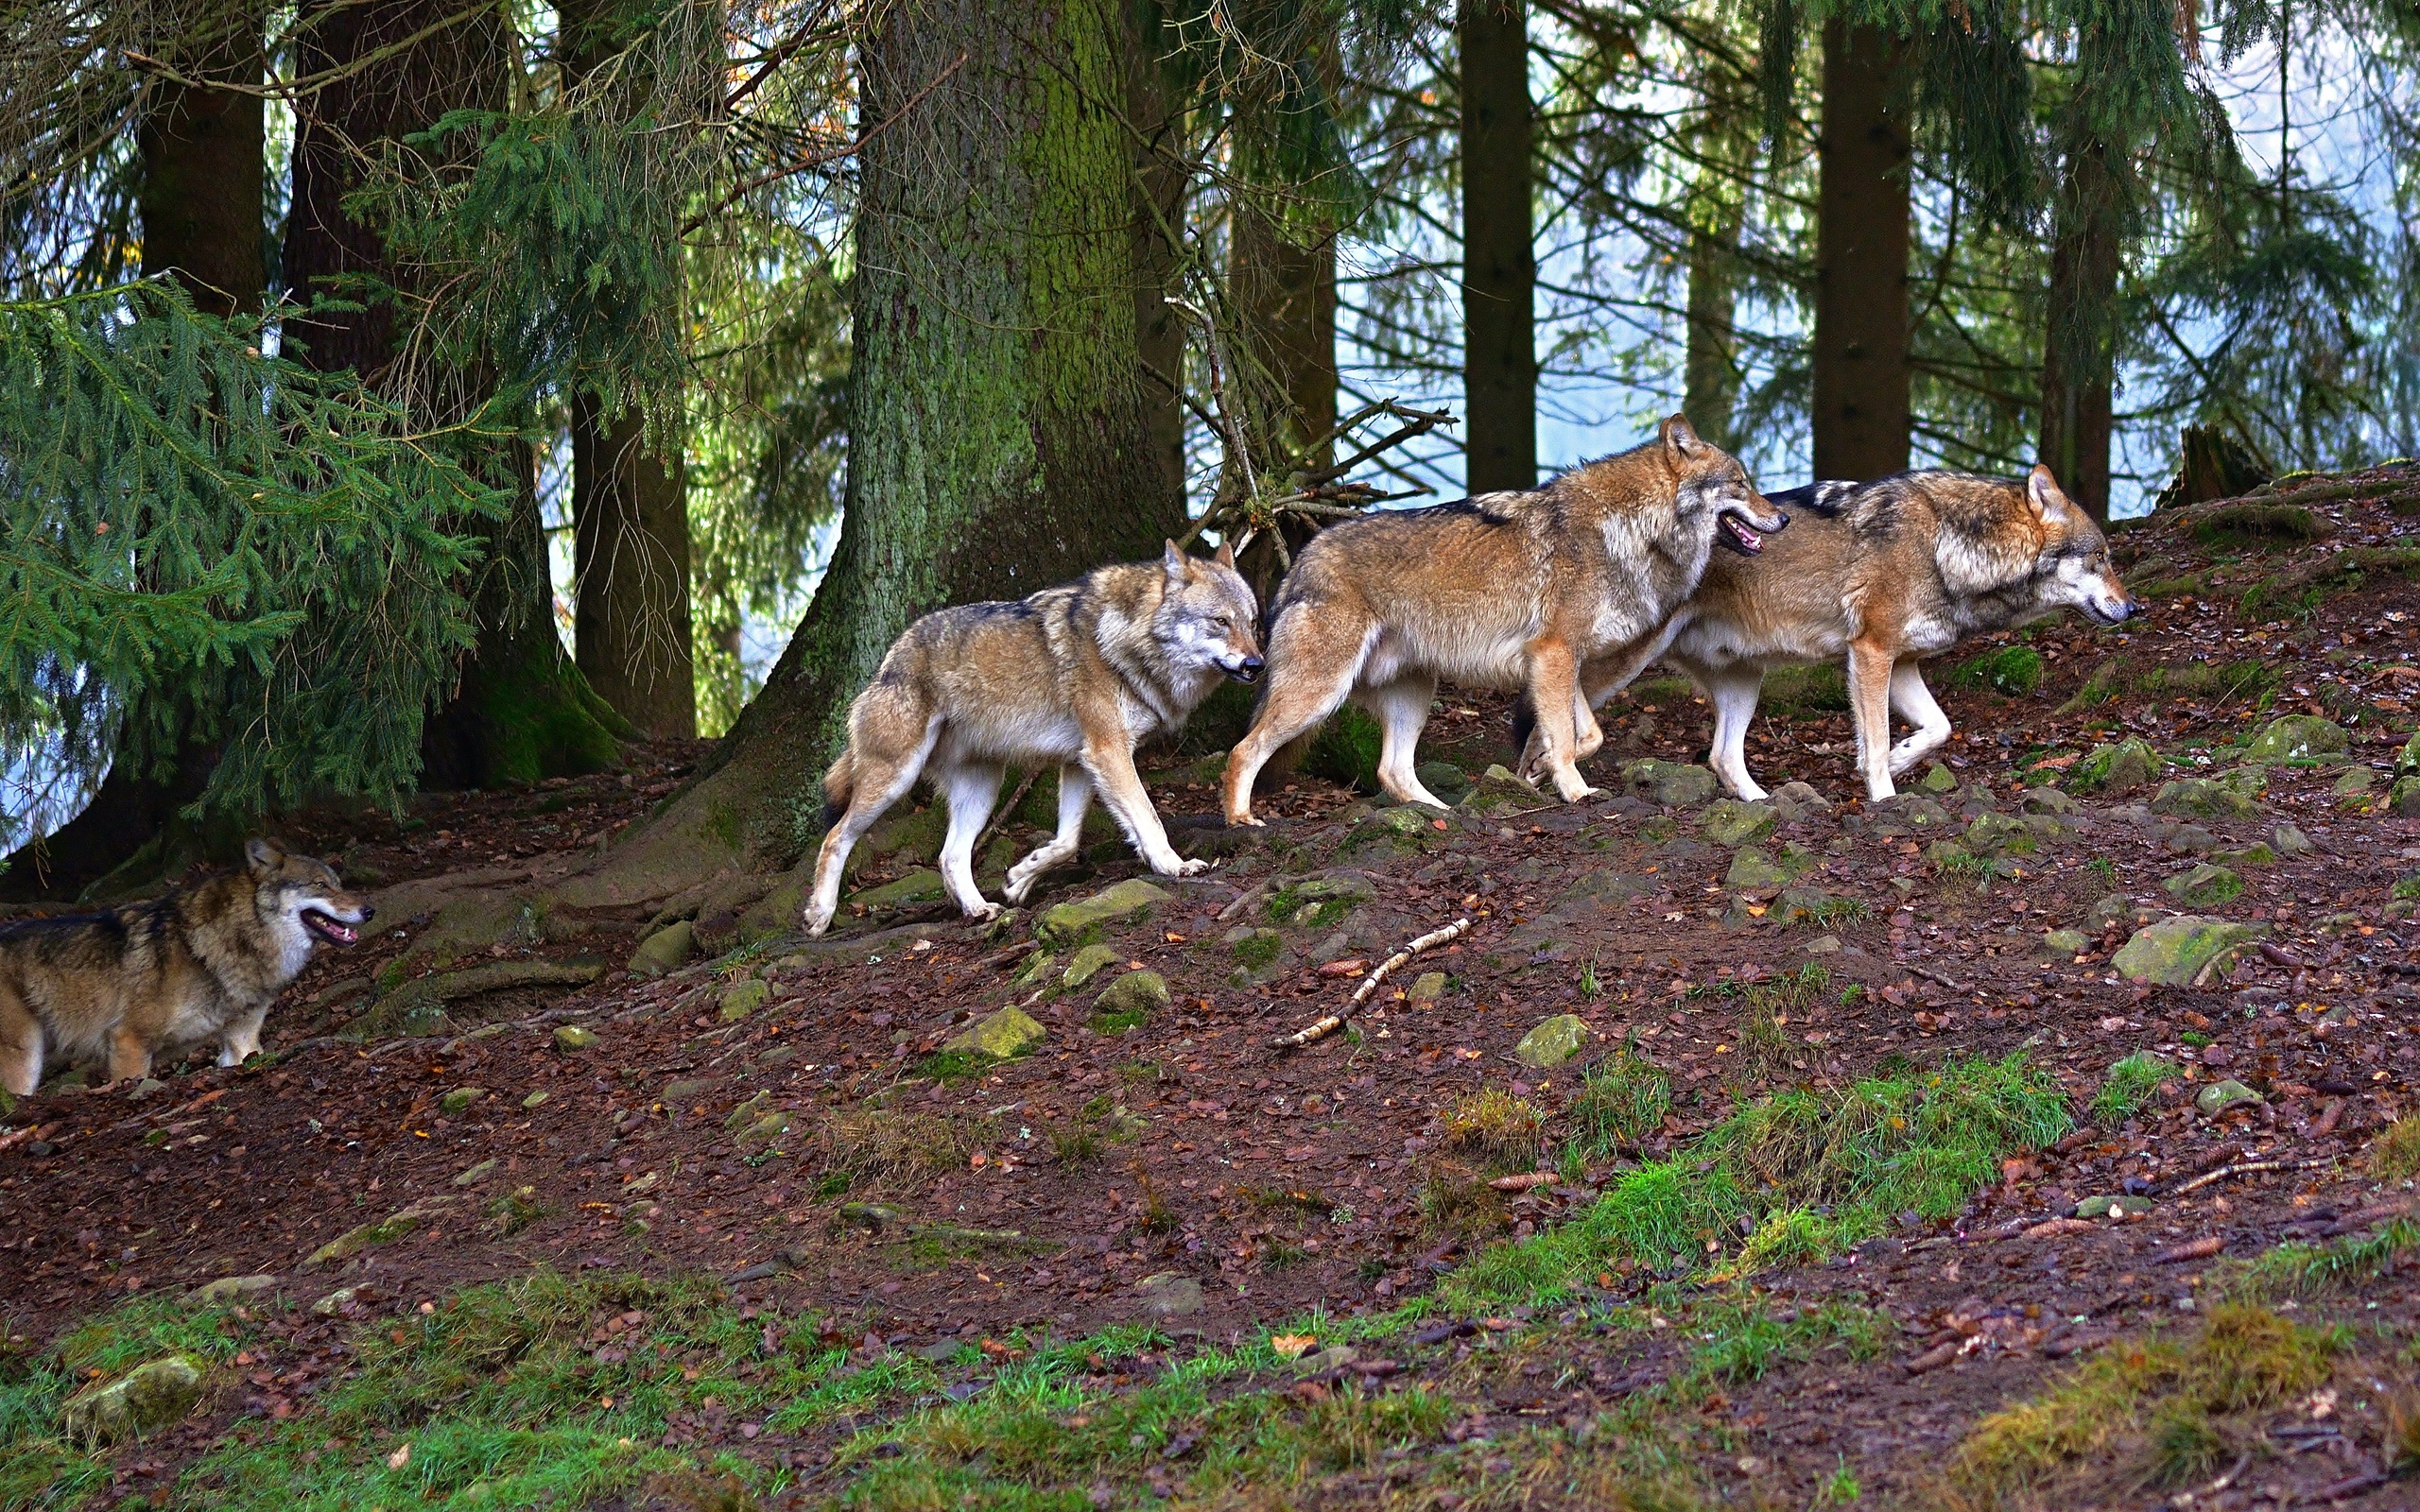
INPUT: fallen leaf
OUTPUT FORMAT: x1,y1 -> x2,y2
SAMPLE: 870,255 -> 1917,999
1270,1333 -> 1317,1360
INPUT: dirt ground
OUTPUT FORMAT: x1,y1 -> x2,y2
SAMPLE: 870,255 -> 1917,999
5,471 -> 2420,1510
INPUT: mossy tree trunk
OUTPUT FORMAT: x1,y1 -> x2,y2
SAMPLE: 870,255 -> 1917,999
1126,6 -> 1190,507
1230,198 -> 1338,604
0,6 -> 268,900
283,0 -> 624,790
1682,60 -> 1755,452
1810,19 -> 1911,482
593,0 -> 1181,885
1460,0 -> 1536,493
2040,136 -> 2122,522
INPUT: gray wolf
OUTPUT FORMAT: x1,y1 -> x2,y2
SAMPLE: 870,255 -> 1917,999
1219,415 -> 1787,823
0,839 -> 371,1095
1513,464 -> 2141,800
805,541 -> 1263,935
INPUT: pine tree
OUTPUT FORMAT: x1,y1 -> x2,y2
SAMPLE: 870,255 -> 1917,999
1809,17 -> 1912,481
1461,0 -> 1537,491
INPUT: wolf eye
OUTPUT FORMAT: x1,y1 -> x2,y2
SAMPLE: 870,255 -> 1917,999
1215,616 -> 1231,629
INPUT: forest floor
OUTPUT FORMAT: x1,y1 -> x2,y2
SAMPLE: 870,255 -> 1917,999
7,469 -> 2420,1511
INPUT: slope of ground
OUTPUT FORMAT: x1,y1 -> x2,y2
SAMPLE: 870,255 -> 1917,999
4,466 -> 2420,1510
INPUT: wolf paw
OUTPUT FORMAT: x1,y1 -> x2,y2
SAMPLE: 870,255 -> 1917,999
963,901 -> 1004,923
803,908 -> 833,938
1164,857 -> 1210,878
1226,813 -> 1267,829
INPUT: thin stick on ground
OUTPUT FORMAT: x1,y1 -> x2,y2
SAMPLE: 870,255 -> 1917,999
2162,1154 -> 2336,1197
1270,917 -> 1471,1050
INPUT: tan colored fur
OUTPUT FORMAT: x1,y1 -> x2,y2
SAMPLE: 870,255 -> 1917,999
1220,415 -> 1787,822
805,542 -> 1262,934
1520,465 -> 2141,800
0,839 -> 369,1095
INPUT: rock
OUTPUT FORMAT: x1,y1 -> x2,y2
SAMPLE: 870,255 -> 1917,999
1725,845 -> 1812,894
59,1355 -> 207,1446
1771,781 -> 1832,819
2022,786 -> 2078,816
129,1078 -> 168,1101
2113,916 -> 2264,986
1407,971 -> 1448,1007
1963,813 -> 2035,856
437,1086 -> 486,1116
1771,887 -> 1837,926
2391,776 -> 2420,817
1095,970 -> 1171,1021
718,979 -> 770,1022
2150,778 -> 2258,819
1358,805 -> 1444,839
192,1274 -> 279,1303
2210,842 -> 2276,869
849,868 -> 946,909
522,1090 -> 549,1109
2037,928 -> 2090,959
1061,942 -> 1123,989
2241,714 -> 2348,764
552,1024 -> 596,1053
1461,765 -> 1546,815
1036,879 -> 1169,947
1132,1272 -> 1205,1318
1804,935 -> 1843,954
2075,1194 -> 2155,1218
1512,1014 -> 1589,1068
306,1199 -> 450,1266
2068,738 -> 2161,795
1620,759 -> 1719,807
310,1286 -> 361,1316
2161,823 -> 2218,855
453,1158 -> 498,1187
627,919 -> 696,978
2336,766 -> 2379,798
1700,799 -> 1778,847
736,1112 -> 793,1148
2273,823 -> 2315,855
1415,761 -> 1473,803
2164,864 -> 2245,907
2195,1079 -> 2264,1117
1917,763 -> 1959,794
942,1006 -> 1047,1059
1009,951 -> 1058,989
1295,1346 -> 1361,1373
2084,893 -> 2139,933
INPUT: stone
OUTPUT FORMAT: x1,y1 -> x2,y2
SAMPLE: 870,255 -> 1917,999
1406,971 -> 1448,1007
2161,823 -> 2218,855
1771,781 -> 1832,819
1132,1272 -> 1206,1318
661,1076 -> 720,1104
736,1112 -> 793,1147
1036,879 -> 1169,947
627,919 -> 695,978
129,1078 -> 168,1101
849,868 -> 946,908
453,1158 -> 498,1187
2084,893 -> 2138,933
1355,805 -> 1443,842
2150,778 -> 2258,819
2075,1194 -> 2155,1219
1963,813 -> 2035,856
1917,763 -> 1959,794
2068,738 -> 2161,795
552,1024 -> 596,1053
2241,714 -> 2348,764
306,1199 -> 450,1266
2391,777 -> 2420,817
59,1355 -> 206,1446
2400,730 -> 2420,777
1095,970 -> 1171,1021
2022,786 -> 2078,816
192,1274 -> 279,1303
2195,1079 -> 2265,1117
1771,887 -> 1838,926
942,1006 -> 1047,1059
1619,759 -> 1719,807
718,979 -> 770,1022
2164,864 -> 2245,907
2113,916 -> 2264,987
311,1286 -> 363,1316
1725,844 -> 1812,894
1295,1346 -> 1361,1373
1461,765 -> 1546,815
2334,768 -> 2377,798
2273,823 -> 2315,855
1415,761 -> 1473,803
2037,928 -> 2090,959
1700,799 -> 1778,847
1804,935 -> 1843,955
437,1086 -> 486,1116
2210,842 -> 2276,869
1062,943 -> 1123,989
1512,1014 -> 1589,1068
522,1090 -> 549,1109
1009,951 -> 1058,989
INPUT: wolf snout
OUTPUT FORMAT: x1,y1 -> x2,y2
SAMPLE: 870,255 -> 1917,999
1227,654 -> 1264,683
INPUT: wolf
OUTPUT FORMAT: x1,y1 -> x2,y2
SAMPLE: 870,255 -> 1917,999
1219,415 -> 1788,824
1512,465 -> 2142,801
804,541 -> 1263,936
0,839 -> 371,1095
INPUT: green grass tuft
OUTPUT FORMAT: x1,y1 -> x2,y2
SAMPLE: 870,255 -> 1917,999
2091,1052 -> 2175,1129
1568,1044 -> 1671,1158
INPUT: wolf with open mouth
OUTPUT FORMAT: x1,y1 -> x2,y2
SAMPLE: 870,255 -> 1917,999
0,838 -> 372,1094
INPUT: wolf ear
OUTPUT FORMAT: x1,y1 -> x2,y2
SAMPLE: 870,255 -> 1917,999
245,837 -> 284,869
1660,413 -> 1703,462
2026,464 -> 2068,522
1161,539 -> 1189,579
1213,539 -> 1236,569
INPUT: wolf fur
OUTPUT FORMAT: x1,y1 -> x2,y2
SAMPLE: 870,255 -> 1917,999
1513,464 -> 2142,800
1219,415 -> 1788,823
804,541 -> 1263,935
0,839 -> 370,1095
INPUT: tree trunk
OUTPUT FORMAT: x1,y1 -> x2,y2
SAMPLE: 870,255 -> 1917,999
1461,0 -> 1535,493
284,0 -> 624,789
593,0 -> 1181,884
2039,137 -> 2122,521
0,7 -> 268,900
1682,63 -> 1755,452
571,397 -> 697,735
1230,203 -> 1337,602
1126,7 -> 1189,507
1811,19 -> 1910,482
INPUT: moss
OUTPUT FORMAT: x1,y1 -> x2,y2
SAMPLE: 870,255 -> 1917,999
1304,702 -> 1383,794
1945,644 -> 2045,697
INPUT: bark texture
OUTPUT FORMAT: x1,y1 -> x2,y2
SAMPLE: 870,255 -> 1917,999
1461,0 -> 1536,492
572,397 -> 698,736
1682,62 -> 1755,451
1811,20 -> 1911,482
2039,137 -> 2122,521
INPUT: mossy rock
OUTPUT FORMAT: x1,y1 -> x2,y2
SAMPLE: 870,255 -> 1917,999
2037,928 -> 2089,958
860,803 -> 946,865
1035,880 -> 1169,947
2112,916 -> 2264,986
2163,863 -> 2244,907
1414,761 -> 1473,803
2397,730 -> 2420,778
943,1006 -> 1047,1059
2242,714 -> 2348,765
59,1355 -> 207,1447
1061,942 -> 1123,989
1407,971 -> 1447,1006
718,979 -> 770,1022
1512,1014 -> 1589,1068
1093,970 -> 1170,1029
1620,759 -> 1718,807
2209,842 -> 2276,869
552,1024 -> 597,1052
1226,928 -> 1284,971
1963,812 -> 2036,856
1305,704 -> 1383,794
306,1199 -> 452,1266
1917,763 -> 1960,794
2067,738 -> 2161,795
437,1086 -> 486,1116
849,869 -> 946,910
1947,644 -> 2044,696
2195,1079 -> 2264,1116
1461,765 -> 1545,816
1725,845 -> 1812,894
628,919 -> 697,977
1009,951 -> 1059,989
2150,778 -> 2258,818
1699,799 -> 1777,847
2391,776 -> 2420,817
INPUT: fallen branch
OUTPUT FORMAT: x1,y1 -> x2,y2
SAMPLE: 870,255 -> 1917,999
1270,917 -> 1472,1049
1217,881 -> 1273,923
1899,961 -> 1968,993
2162,1154 -> 2336,1198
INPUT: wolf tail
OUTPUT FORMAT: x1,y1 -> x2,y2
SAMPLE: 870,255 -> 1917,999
821,750 -> 855,830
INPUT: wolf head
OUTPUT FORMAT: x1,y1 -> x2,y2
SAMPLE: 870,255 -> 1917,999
1156,540 -> 1264,683
1659,415 -> 1789,555
2021,466 -> 2142,627
247,838 -> 372,953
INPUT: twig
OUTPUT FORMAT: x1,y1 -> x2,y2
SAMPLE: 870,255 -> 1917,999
681,51 -> 966,235
1217,880 -> 1273,923
2162,1154 -> 2336,1197
1270,917 -> 1472,1050
1899,961 -> 1968,992
971,768 -> 1041,863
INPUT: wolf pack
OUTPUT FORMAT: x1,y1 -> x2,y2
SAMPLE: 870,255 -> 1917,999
0,414 -> 2141,1097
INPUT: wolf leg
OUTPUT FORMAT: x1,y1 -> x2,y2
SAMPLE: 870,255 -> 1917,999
218,1006 -> 268,1067
1519,634 -> 1668,783
0,988 -> 40,1097
934,761 -> 1006,921
1364,677 -> 1448,809
1884,662 -> 1951,777
1703,667 -> 1770,800
1846,641 -> 1899,799
106,1026 -> 152,1087
1523,637 -> 1599,802
1087,740 -> 1205,879
804,709 -> 942,936
1005,765 -> 1093,903
1221,609 -> 1373,826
